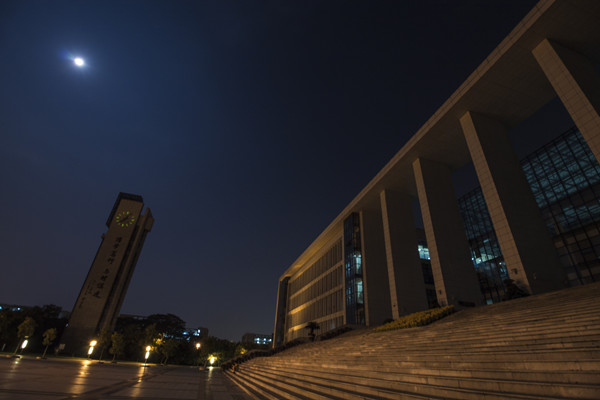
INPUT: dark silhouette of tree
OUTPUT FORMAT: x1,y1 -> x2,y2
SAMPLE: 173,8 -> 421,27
109,332 -> 126,362
41,328 -> 57,358
0,309 -> 20,351
305,321 -> 320,341
146,314 -> 186,338
14,317 -> 36,354
143,323 -> 159,347
158,337 -> 179,365
502,279 -> 530,301
97,328 -> 112,361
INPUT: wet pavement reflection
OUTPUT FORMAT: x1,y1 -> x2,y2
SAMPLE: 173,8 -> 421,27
0,356 -> 250,400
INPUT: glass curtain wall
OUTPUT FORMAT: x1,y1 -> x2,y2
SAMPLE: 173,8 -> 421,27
522,128 -> 600,285
459,127 -> 600,303
458,188 -> 509,304
344,213 -> 365,325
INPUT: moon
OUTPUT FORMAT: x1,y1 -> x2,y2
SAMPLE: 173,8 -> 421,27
74,57 -> 85,67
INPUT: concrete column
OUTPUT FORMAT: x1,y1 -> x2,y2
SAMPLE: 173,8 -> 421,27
273,277 -> 289,347
359,205 -> 392,326
533,39 -> 600,163
460,111 -> 565,294
379,189 -> 428,319
412,158 -> 483,307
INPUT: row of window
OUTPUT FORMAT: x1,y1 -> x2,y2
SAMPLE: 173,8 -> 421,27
286,316 -> 344,341
288,240 -> 343,296
286,290 -> 344,331
523,128 -> 600,208
289,265 -> 343,310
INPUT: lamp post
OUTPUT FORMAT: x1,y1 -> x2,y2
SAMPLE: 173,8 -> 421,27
88,340 -> 97,358
144,346 -> 151,366
195,342 -> 201,366
20,338 -> 29,354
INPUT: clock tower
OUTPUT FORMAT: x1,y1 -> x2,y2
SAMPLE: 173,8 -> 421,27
60,193 -> 154,355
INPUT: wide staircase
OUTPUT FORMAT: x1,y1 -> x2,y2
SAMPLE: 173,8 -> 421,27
225,282 -> 600,399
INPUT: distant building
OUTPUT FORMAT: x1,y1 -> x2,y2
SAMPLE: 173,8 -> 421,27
183,327 -> 209,340
0,304 -> 29,312
273,1 -> 600,346
241,333 -> 273,346
0,303 -> 69,319
59,193 -> 154,355
116,313 -> 208,340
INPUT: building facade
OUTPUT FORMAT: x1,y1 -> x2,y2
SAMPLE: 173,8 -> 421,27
60,193 -> 154,355
460,127 -> 600,304
273,0 -> 600,346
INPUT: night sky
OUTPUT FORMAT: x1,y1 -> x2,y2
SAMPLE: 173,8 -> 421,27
1,1 -> 574,341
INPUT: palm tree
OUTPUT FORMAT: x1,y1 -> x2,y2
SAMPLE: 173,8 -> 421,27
305,321 -> 320,341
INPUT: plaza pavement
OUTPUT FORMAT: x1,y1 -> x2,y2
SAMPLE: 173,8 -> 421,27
0,355 -> 251,400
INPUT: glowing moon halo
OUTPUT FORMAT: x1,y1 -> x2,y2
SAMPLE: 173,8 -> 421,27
74,57 -> 85,67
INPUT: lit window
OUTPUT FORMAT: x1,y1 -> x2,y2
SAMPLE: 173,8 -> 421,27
356,279 -> 364,304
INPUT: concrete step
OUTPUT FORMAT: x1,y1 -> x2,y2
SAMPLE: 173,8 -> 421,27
226,369 -> 309,400
225,282 -> 600,400
279,348 -> 600,364
240,365 -> 438,400
265,353 -> 600,373
225,370 -> 272,400
364,319 -> 600,341
304,337 -> 600,355
360,338 -> 600,353
240,363 -> 599,400
293,330 -> 600,350
294,322 -> 600,352
238,368 -> 352,400
251,360 -> 600,386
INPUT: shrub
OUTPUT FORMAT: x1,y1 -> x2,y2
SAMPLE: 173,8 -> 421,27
373,306 -> 455,333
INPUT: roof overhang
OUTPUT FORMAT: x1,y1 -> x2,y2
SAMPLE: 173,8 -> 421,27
282,0 -> 600,279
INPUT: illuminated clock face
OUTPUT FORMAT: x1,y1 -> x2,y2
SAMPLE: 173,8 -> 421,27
115,211 -> 135,228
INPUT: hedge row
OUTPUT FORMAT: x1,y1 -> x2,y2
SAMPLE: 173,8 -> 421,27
373,306 -> 455,332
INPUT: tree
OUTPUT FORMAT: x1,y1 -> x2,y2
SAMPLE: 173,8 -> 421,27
200,336 -> 237,364
97,328 -> 112,361
41,328 -> 57,358
305,321 -> 320,341
109,332 -> 126,362
14,317 -> 37,354
143,323 -> 160,347
121,323 -> 144,360
234,344 -> 247,357
0,309 -> 20,351
158,337 -> 179,365
146,314 -> 185,338
502,279 -> 530,301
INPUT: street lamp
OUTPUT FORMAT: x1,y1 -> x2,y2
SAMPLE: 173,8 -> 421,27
194,342 -> 201,366
144,346 -> 151,365
88,340 -> 97,358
